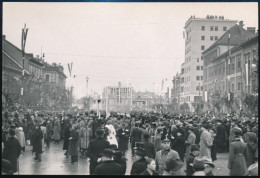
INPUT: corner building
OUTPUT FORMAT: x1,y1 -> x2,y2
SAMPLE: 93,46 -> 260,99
180,15 -> 237,111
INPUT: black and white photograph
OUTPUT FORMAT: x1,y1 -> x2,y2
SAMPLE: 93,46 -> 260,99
2,1 -> 258,176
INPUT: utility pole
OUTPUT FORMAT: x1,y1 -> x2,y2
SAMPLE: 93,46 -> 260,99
21,23 -> 29,108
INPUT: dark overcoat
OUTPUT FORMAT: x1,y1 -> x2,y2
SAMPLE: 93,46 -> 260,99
130,127 -> 142,149
63,123 -> 71,150
130,157 -> 147,175
228,138 -> 249,176
88,138 -> 110,162
143,141 -> 156,158
216,124 -> 227,151
117,127 -> 130,151
3,136 -> 21,173
68,130 -> 79,156
32,129 -> 43,153
171,135 -> 186,161
94,160 -> 124,175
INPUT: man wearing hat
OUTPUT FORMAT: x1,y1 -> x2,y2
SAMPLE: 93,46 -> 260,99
186,144 -> 200,176
185,126 -> 196,157
87,129 -> 110,175
163,158 -> 184,175
130,142 -> 147,175
216,120 -> 227,153
130,122 -> 142,157
190,157 -> 206,176
93,148 -> 124,175
155,138 -> 180,175
2,129 -> 21,174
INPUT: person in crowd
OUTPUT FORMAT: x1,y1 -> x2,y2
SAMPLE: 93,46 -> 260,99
185,126 -> 196,158
32,124 -> 43,162
53,117 -> 61,144
17,127 -> 26,152
190,157 -> 206,176
117,123 -> 130,156
94,148 -> 124,175
105,122 -> 118,148
202,156 -> 215,176
45,120 -> 52,149
171,129 -> 186,161
87,128 -> 110,175
140,158 -> 158,175
199,123 -> 213,157
155,138 -> 180,175
68,124 -> 80,164
186,144 -> 200,176
154,127 -> 162,152
63,118 -> 71,156
243,131 -> 258,167
216,120 -> 227,153
130,142 -> 147,175
79,122 -> 88,158
228,127 -> 249,176
110,145 -> 127,175
162,158 -> 184,175
2,129 -> 21,174
142,132 -> 156,159
130,122 -> 142,157
209,127 -> 217,162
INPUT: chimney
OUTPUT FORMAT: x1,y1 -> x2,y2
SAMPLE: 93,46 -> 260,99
247,27 -> 256,34
239,21 -> 244,28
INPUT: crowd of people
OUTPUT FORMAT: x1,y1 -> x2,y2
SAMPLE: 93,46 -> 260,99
1,108 -> 258,176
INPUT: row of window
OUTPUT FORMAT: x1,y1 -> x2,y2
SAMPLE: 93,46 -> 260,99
196,66 -> 203,70
201,36 -> 219,41
196,76 -> 203,81
201,26 -> 227,31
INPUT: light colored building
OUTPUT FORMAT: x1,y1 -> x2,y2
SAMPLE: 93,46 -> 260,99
102,82 -> 133,113
180,15 -> 237,111
202,21 -> 257,113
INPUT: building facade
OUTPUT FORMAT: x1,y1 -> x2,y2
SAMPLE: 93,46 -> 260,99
102,82 -> 133,113
180,15 -> 237,111
172,72 -> 181,110
202,22 -> 257,113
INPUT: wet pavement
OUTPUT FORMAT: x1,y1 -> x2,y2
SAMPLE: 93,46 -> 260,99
17,140 -> 229,175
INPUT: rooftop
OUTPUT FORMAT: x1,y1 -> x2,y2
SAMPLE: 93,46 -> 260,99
185,15 -> 237,28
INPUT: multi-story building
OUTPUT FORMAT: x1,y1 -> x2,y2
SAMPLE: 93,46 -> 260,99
43,63 -> 66,89
180,15 -> 237,111
172,72 -> 181,109
202,21 -> 256,113
102,82 -> 133,113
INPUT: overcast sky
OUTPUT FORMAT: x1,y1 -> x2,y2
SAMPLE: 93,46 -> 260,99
3,2 -> 258,99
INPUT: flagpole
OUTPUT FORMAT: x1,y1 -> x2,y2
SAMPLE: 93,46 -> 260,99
21,24 -> 28,108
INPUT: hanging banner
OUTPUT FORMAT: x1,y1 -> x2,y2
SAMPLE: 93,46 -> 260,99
245,63 -> 248,86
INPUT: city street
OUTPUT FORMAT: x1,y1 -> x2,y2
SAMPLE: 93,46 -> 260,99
18,140 -> 230,175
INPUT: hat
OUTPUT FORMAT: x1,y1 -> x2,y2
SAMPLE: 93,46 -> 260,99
96,129 -> 105,137
233,127 -> 242,135
190,157 -> 205,169
191,144 -> 199,151
100,148 -> 114,158
165,159 -> 184,172
162,138 -> 170,143
202,156 -> 215,168
188,126 -> 195,132
133,142 -> 146,157
246,162 -> 258,176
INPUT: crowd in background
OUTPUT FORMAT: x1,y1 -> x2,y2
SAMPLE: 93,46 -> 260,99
1,108 -> 258,176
